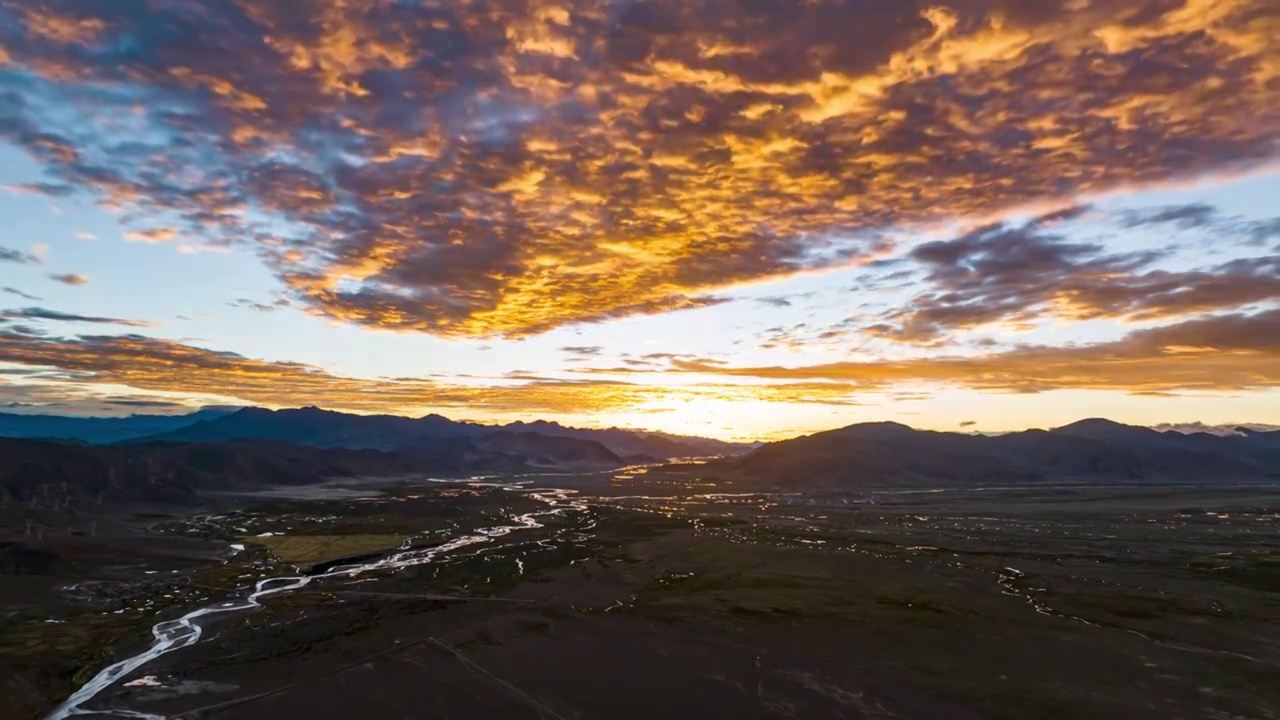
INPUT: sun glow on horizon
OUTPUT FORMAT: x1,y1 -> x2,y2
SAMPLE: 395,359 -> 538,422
0,0 -> 1275,437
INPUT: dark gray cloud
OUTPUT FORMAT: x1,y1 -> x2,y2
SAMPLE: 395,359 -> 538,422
1248,217 -> 1280,245
864,208 -> 1280,343
1027,205 -> 1094,228
755,296 -> 794,308
1119,203 -> 1280,246
1,307 -> 151,327
228,298 -> 278,313
1121,203 -> 1219,230
0,245 -> 40,264
2,287 -> 41,301
102,399 -> 185,408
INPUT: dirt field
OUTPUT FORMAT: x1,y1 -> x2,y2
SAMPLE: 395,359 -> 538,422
245,534 -> 408,566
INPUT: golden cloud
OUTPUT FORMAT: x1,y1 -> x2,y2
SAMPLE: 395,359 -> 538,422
0,330 -> 863,416
0,0 -> 1274,337
123,227 -> 180,244
655,309 -> 1280,394
0,310 -> 1273,424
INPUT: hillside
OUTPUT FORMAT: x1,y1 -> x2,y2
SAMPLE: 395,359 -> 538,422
704,419 -> 1280,489
499,419 -> 742,457
0,432 -> 619,509
472,431 -> 623,468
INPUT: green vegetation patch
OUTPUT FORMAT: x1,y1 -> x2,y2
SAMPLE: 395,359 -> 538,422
245,534 -> 407,565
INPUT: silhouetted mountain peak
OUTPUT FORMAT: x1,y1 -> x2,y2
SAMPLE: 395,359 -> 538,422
1054,418 -> 1123,431
1052,418 -> 1165,441
510,419 -> 564,430
829,421 -> 920,440
716,416 -> 1280,490
847,421 -> 915,431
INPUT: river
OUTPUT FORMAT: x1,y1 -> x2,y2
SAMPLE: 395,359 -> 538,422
46,487 -> 587,720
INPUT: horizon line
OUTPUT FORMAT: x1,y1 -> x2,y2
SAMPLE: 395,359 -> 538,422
1,404 -> 1275,443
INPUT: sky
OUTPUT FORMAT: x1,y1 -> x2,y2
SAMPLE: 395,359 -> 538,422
0,0 -> 1276,441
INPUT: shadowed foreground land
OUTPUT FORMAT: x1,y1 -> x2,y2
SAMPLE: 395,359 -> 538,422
3,477 -> 1279,719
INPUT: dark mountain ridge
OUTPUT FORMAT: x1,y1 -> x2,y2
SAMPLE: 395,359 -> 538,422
498,419 -> 734,457
472,431 -> 624,468
708,419 -> 1280,489
0,407 -> 238,444
0,430 -> 620,508
0,406 -> 747,460
4,412 -> 1275,502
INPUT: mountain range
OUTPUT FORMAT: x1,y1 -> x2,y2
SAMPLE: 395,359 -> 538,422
703,418 -> 1280,489
0,407 -> 239,444
0,406 -> 747,459
0,407 -> 752,508
0,437 -> 536,507
3,412 -> 1277,509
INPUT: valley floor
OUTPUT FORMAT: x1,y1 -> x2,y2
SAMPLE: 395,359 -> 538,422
3,475 -> 1279,719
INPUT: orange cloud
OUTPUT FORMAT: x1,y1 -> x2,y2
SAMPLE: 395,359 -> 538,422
0,311 -> 1273,425
48,273 -> 88,286
14,7 -> 104,45
0,0 -> 1276,337
652,310 -> 1280,394
0,329 -> 862,416
123,227 -> 179,244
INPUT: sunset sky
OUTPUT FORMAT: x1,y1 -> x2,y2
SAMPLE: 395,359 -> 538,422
0,0 -> 1276,440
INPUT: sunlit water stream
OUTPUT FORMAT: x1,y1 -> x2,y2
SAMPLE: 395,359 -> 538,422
47,487 -> 587,720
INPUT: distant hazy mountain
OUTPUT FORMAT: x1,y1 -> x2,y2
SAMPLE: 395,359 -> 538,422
0,407 -> 238,443
498,419 -> 741,457
706,419 -> 1280,489
116,406 -> 746,459
136,406 -> 451,448
473,431 -> 623,468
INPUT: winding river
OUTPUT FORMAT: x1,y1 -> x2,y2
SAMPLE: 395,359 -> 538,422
46,487 -> 587,720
